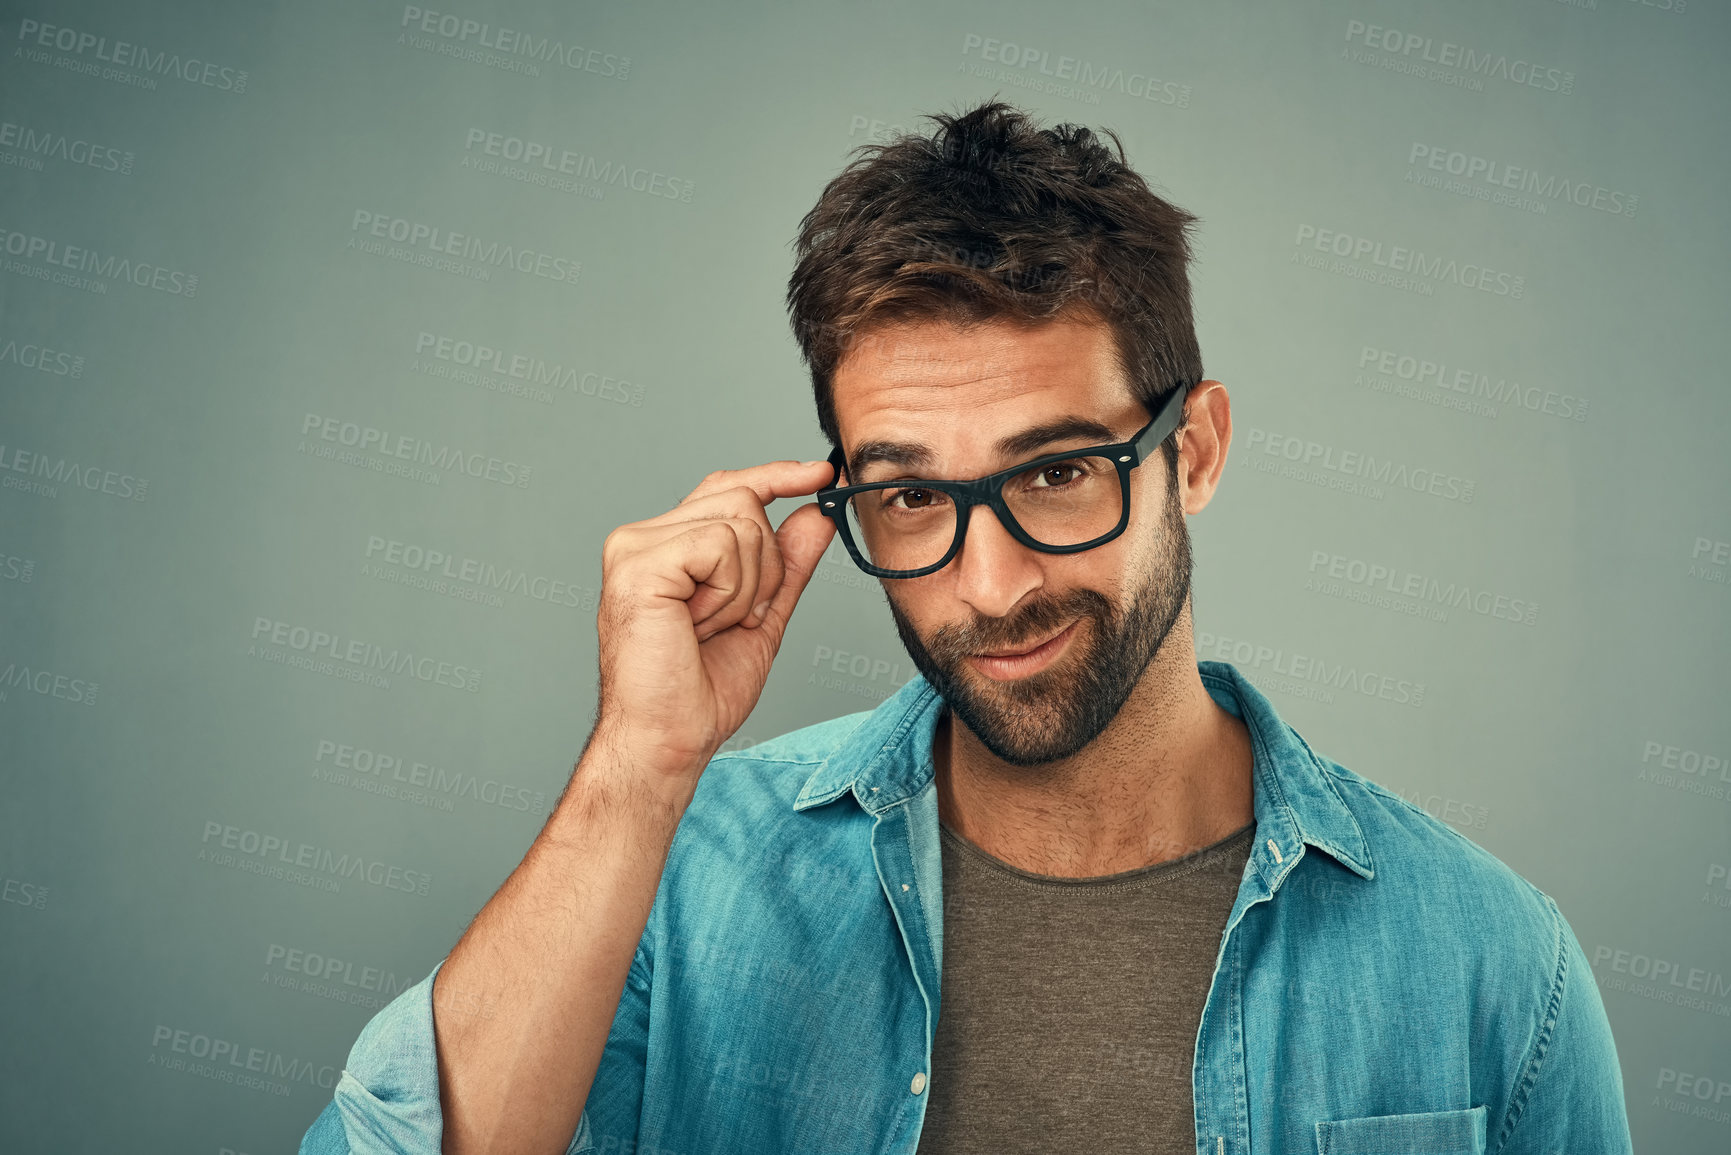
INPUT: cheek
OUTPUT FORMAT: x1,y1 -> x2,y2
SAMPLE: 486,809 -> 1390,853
882,581 -> 939,630
1132,466 -> 1174,522
1090,499 -> 1171,597
1074,540 -> 1138,603
1131,473 -> 1179,544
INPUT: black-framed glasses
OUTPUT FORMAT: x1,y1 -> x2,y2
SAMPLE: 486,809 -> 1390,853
817,382 -> 1190,578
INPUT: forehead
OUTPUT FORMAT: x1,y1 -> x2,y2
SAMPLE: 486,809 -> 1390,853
830,315 -> 1135,456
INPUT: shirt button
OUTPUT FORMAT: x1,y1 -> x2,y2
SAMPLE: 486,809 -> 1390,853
910,1071 -> 927,1094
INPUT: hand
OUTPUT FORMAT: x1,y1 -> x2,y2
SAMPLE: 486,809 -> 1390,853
590,459 -> 838,791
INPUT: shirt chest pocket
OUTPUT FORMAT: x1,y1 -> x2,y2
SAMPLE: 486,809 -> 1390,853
1314,1105 -> 1487,1154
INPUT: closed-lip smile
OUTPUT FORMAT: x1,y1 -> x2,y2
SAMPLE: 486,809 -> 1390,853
967,620 -> 1080,680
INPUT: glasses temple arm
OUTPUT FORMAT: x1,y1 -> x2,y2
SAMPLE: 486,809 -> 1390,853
1132,381 -> 1191,462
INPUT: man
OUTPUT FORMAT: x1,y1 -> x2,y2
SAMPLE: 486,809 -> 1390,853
301,101 -> 1632,1155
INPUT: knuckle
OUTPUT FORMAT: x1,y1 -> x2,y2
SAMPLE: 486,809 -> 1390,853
732,483 -> 767,506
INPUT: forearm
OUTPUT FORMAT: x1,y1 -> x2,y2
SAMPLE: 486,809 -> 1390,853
434,744 -> 695,1155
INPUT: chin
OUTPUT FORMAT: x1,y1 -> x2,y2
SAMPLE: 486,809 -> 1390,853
952,656 -> 1105,765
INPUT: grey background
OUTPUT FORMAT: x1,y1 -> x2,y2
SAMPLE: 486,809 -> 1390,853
1,0 -> 1727,1150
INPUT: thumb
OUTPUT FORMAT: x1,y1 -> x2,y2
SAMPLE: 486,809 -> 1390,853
759,503 -> 837,635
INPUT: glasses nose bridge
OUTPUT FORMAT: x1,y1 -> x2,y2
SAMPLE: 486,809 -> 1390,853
949,477 -> 1027,555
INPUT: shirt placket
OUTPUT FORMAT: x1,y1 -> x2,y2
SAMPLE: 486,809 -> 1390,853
1193,848 -> 1281,1154
868,788 -> 945,1153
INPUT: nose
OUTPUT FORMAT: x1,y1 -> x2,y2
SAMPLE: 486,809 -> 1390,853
948,504 -> 1043,619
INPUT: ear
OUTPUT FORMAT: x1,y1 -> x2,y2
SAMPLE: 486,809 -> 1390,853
1174,380 -> 1231,515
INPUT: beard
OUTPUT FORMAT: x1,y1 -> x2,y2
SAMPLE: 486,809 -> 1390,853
885,473 -> 1192,767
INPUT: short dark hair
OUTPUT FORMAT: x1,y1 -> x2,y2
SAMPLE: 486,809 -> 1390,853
785,98 -> 1203,467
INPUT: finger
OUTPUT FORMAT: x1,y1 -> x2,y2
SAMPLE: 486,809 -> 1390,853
755,502 -> 838,640
619,512 -> 779,631
679,459 -> 837,510
611,518 -> 746,632
638,490 -> 787,627
643,484 -> 778,552
749,512 -> 785,627
702,518 -> 766,639
678,520 -> 763,641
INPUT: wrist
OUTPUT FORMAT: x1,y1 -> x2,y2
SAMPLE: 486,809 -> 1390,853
577,720 -> 709,810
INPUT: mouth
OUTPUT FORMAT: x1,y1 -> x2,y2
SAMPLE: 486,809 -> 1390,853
966,619 -> 1080,681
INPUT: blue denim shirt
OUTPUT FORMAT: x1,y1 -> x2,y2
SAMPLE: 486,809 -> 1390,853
301,659 -> 1631,1155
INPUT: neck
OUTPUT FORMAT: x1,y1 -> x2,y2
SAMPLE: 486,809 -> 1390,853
933,612 -> 1253,878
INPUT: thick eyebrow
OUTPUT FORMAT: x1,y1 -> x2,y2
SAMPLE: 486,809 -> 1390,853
847,416 -> 1119,481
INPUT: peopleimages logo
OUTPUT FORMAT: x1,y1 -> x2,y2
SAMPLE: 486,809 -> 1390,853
1194,630 -> 1426,709
364,534 -> 594,611
1292,225 -> 1525,299
412,330 -> 644,406
0,226 -> 198,296
312,737 -> 551,816
1704,863 -> 1731,910
1244,427 -> 1476,504
1356,345 -> 1588,423
199,820 -> 434,896
0,440 -> 148,501
1691,536 -> 1730,588
808,643 -> 915,702
347,210 -> 581,286
298,411 -> 532,489
264,942 -> 411,1006
1,873 -> 48,910
0,551 -> 36,583
461,129 -> 694,202
1590,945 -> 1731,1010
848,114 -> 915,142
958,33 -> 1191,107
16,18 -> 249,92
1407,143 -> 1636,219
0,659 -> 98,705
0,332 -> 86,378
247,616 -> 483,693
1305,550 -> 1539,627
0,120 -> 133,175
1342,19 -> 1574,95
1655,1067 -> 1731,1125
148,1024 -> 333,1098
397,5 -> 630,79
1640,740 -> 1729,783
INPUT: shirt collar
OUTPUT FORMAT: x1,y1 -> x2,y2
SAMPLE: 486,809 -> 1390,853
793,658 -> 1374,882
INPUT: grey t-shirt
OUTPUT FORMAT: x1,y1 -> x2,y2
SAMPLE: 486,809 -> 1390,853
913,817 -> 1256,1155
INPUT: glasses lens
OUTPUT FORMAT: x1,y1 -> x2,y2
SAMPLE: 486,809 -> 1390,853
842,456 -> 1124,573
1002,455 -> 1124,547
845,484 -> 958,573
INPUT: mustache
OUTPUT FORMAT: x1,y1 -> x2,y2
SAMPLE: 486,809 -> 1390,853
923,588 -> 1116,659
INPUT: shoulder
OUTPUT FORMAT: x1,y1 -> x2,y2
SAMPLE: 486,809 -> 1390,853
651,710 -> 883,945
716,708 -> 878,770
671,709 -> 877,834
1313,750 -> 1566,959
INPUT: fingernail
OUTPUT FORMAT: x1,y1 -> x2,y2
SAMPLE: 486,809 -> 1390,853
753,602 -> 771,621
802,460 -> 825,468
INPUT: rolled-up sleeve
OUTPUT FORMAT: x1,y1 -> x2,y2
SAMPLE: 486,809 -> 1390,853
1495,901 -> 1634,1154
568,942 -> 652,1153
299,944 -> 652,1155
294,960 -> 447,1154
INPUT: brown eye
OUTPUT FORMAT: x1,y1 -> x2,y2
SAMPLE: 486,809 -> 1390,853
895,488 -> 936,509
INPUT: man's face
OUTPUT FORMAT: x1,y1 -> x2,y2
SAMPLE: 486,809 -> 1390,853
829,316 -> 1194,766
